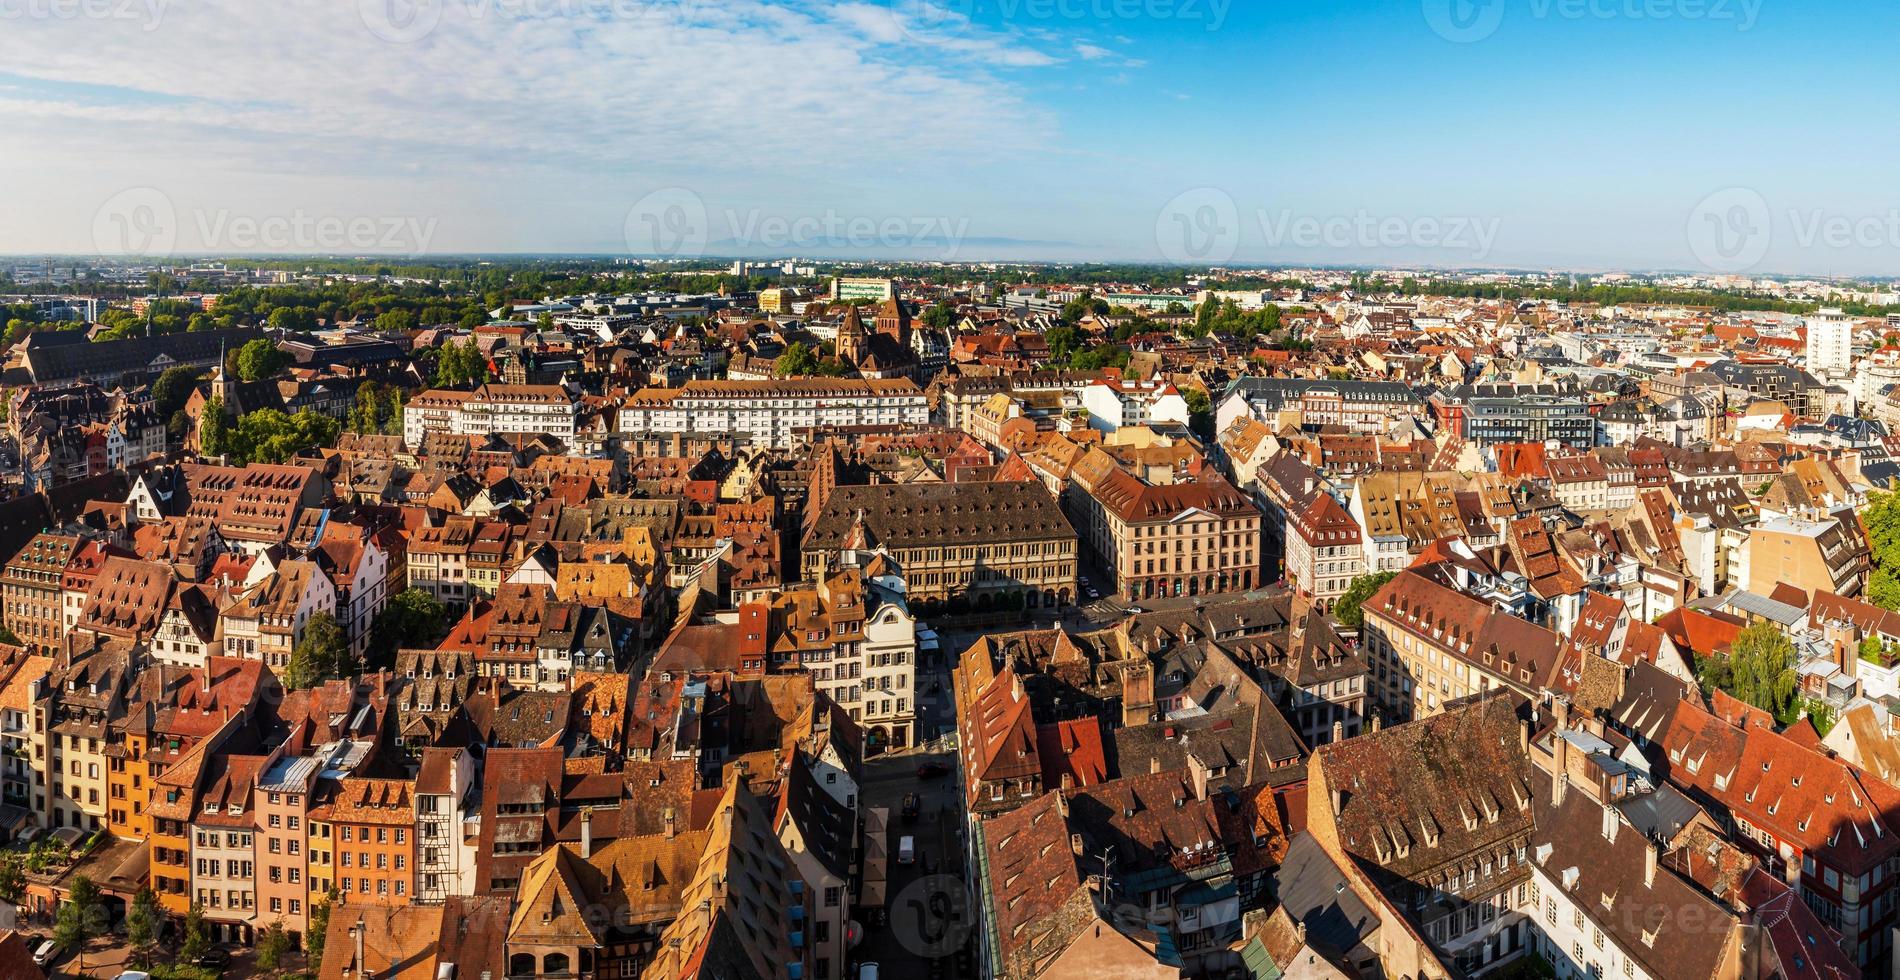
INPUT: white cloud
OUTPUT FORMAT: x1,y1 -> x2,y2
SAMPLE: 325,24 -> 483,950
1074,42 -> 1112,60
0,0 -> 1064,251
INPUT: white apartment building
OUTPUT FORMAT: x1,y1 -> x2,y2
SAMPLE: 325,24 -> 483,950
402,390 -> 472,447
1806,307 -> 1855,378
859,577 -> 919,752
1856,347 -> 1900,408
831,276 -> 896,302
413,747 -> 479,904
1519,729 -> 1750,980
402,384 -> 581,447
1080,378 -> 1191,434
193,806 -> 259,943
615,379 -> 929,449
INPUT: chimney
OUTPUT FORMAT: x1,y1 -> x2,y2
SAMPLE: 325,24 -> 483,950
1331,788 -> 1344,817
353,916 -> 368,980
1149,755 -> 1162,775
1553,732 -> 1570,806
1120,662 -> 1154,727
663,806 -> 678,840
1518,719 -> 1530,755
1187,753 -> 1209,802
1644,841 -> 1659,888
1060,772 -> 1074,791
580,806 -> 593,859
1070,832 -> 1085,857
1056,790 -> 1069,819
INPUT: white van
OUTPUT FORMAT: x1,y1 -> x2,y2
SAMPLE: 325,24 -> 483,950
897,836 -> 916,864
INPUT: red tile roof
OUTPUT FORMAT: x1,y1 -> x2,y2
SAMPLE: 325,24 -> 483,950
1035,717 -> 1108,790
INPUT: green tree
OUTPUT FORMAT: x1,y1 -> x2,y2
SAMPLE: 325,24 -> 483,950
383,388 -> 405,438
201,396 -> 230,459
1695,621 -> 1799,720
266,306 -> 316,332
25,835 -> 65,873
1043,325 -> 1079,360
368,588 -> 448,666
1070,344 -> 1130,372
53,875 -> 102,974
1872,567 -> 1900,611
1334,571 -> 1398,630
1184,387 -> 1213,441
374,308 -> 416,333
1193,295 -> 1219,336
775,341 -> 820,377
1865,491 -> 1900,611
181,901 -> 211,963
307,889 -> 337,971
236,337 -> 291,381
1060,294 -> 1109,326
228,408 -> 341,465
921,301 -> 956,331
286,611 -> 350,689
151,365 -> 201,421
433,338 -> 490,387
0,852 -> 23,904
258,919 -> 292,971
127,887 -> 161,964
352,382 -> 385,434
1803,697 -> 1839,737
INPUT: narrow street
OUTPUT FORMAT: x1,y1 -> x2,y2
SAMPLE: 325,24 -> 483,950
854,747 -> 972,979
851,636 -> 973,979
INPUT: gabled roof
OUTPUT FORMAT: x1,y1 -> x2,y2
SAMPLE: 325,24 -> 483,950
511,845 -> 604,947
1315,689 -> 1532,880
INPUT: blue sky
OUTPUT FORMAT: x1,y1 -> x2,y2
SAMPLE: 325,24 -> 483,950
3,0 -> 1897,275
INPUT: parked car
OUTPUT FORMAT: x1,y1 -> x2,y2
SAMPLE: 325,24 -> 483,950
193,949 -> 232,969
901,792 -> 920,823
915,762 -> 949,779
860,964 -> 880,980
114,973 -> 154,980
32,939 -> 55,966
898,836 -> 917,864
